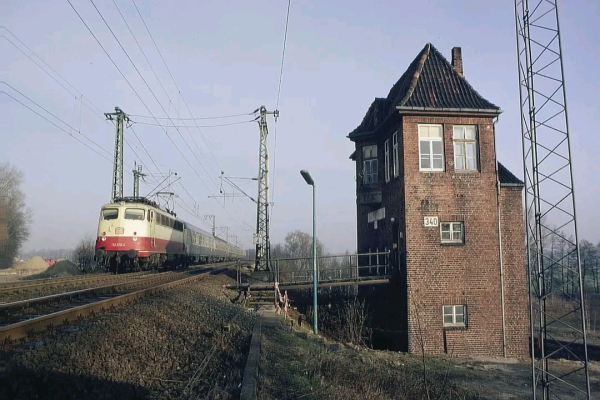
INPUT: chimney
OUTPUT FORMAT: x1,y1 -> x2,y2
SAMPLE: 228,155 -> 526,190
452,47 -> 463,77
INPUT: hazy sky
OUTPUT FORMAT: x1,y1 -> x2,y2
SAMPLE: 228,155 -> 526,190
1,1 -> 599,254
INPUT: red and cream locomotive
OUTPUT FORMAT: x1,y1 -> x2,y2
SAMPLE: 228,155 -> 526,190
95,197 -> 244,273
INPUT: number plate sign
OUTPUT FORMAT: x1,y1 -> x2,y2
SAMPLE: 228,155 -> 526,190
423,216 -> 439,227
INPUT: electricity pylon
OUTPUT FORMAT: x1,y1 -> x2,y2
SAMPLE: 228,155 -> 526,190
514,1 -> 590,398
105,107 -> 129,201
253,106 -> 278,271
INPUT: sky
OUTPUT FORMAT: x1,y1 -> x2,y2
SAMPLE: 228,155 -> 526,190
1,0 -> 599,255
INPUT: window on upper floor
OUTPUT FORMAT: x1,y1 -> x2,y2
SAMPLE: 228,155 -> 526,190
440,221 -> 464,244
418,124 -> 444,171
362,145 -> 378,184
384,140 -> 390,183
392,132 -> 399,177
443,305 -> 467,328
453,126 -> 478,171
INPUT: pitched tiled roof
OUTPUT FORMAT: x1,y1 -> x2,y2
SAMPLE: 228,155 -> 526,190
498,162 -> 524,185
349,43 -> 500,139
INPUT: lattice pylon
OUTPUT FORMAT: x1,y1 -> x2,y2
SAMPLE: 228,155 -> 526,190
514,1 -> 591,398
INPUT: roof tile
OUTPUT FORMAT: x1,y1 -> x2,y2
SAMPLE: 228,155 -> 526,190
349,43 -> 500,138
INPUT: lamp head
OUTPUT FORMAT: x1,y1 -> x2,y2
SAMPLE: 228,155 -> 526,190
300,170 -> 314,186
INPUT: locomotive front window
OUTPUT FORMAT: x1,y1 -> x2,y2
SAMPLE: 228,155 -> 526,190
102,208 -> 119,220
124,208 -> 145,220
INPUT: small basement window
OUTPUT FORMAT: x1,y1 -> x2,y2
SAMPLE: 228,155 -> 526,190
102,208 -> 119,220
124,208 -> 145,220
443,305 -> 467,328
440,222 -> 464,244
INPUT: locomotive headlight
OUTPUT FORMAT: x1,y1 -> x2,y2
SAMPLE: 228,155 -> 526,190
101,236 -> 106,242
133,232 -> 138,242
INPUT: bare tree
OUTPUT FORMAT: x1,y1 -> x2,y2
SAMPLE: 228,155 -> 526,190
74,235 -> 96,273
0,163 -> 31,269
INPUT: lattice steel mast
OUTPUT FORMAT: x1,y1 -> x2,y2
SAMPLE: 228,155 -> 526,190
105,107 -> 130,202
132,163 -> 145,198
254,106 -> 278,271
514,1 -> 590,398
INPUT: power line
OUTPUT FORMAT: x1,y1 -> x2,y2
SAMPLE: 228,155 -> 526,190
68,0 -> 213,194
276,0 -> 291,112
88,0 -> 221,193
1,27 -> 107,123
111,0 -> 221,192
271,0 -> 292,212
128,112 -> 252,121
1,26 -> 162,182
131,119 -> 256,129
128,0 -> 255,236
129,125 -> 162,175
131,0 -> 225,175
2,81 -> 113,158
2,89 -> 113,164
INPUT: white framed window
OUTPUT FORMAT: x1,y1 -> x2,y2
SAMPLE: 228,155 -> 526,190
384,140 -> 390,183
418,124 -> 444,171
440,221 -> 464,243
392,132 -> 399,177
362,145 -> 378,184
443,305 -> 466,327
453,126 -> 478,171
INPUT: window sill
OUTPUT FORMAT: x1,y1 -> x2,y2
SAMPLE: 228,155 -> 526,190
440,242 -> 465,246
419,170 -> 445,173
443,325 -> 467,331
452,170 -> 480,174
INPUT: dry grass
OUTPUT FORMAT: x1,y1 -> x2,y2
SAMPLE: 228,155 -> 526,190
258,325 -> 485,400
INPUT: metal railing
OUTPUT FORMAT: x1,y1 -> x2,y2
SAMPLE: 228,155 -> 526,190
268,251 -> 394,285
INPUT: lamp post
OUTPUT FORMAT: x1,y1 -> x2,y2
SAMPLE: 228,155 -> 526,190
300,169 -> 318,335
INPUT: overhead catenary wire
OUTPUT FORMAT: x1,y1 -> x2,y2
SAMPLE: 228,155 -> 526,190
2,26 -> 162,182
131,119 -> 256,129
128,112 -> 253,121
0,26 -> 104,117
131,0 -> 225,176
129,0 -> 255,238
110,0 -> 212,181
1,90 -> 113,164
87,0 -> 226,197
271,0 -> 292,210
68,0 -> 213,194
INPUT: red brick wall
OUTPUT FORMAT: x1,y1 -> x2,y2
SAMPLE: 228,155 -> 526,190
351,114 -> 528,358
402,115 -> 504,357
500,186 -> 529,358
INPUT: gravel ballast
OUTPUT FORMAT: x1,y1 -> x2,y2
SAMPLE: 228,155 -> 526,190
0,272 -> 256,399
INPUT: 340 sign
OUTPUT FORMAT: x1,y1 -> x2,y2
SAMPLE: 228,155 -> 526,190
423,216 -> 439,227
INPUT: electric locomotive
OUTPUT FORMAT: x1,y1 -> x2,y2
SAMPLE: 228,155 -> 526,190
94,197 -> 244,273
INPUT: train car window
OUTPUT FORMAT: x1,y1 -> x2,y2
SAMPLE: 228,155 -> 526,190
124,208 -> 145,220
102,208 -> 119,220
174,221 -> 183,231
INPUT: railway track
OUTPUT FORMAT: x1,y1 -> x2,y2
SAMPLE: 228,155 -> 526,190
0,271 -> 157,303
0,263 -> 234,344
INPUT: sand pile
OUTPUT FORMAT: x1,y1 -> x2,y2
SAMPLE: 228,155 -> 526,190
18,256 -> 49,271
44,260 -> 82,277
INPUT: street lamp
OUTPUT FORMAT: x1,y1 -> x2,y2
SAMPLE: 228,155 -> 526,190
300,169 -> 318,335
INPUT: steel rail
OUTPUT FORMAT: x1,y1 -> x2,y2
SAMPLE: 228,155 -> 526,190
0,271 -> 152,293
0,266 -> 229,343
0,271 -> 177,316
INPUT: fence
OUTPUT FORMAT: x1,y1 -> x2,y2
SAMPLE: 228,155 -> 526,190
268,251 -> 393,285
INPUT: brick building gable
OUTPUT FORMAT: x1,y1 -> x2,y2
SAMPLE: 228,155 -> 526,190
349,43 -> 500,140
